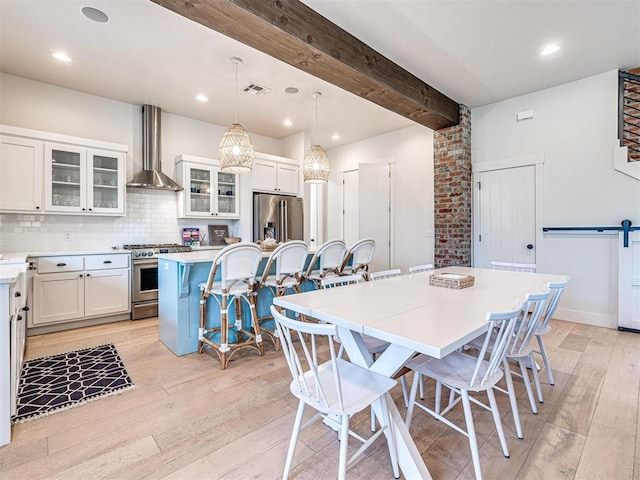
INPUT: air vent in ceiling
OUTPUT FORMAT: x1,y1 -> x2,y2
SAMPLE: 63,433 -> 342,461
243,82 -> 271,96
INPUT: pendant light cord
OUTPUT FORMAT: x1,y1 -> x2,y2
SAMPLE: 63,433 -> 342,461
234,60 -> 238,124
315,94 -> 318,143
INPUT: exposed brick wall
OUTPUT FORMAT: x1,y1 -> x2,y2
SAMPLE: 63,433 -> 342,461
622,67 -> 640,162
433,104 -> 472,267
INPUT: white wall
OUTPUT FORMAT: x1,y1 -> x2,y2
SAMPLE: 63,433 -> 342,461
325,125 -> 434,273
0,73 -> 287,250
472,70 -> 640,328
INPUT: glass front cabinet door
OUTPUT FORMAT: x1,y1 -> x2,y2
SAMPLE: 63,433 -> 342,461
45,144 -> 86,212
178,159 -> 239,218
45,143 -> 125,215
87,149 -> 125,214
215,170 -> 238,217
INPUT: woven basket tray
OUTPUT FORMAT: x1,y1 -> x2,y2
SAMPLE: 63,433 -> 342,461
260,243 -> 279,252
429,273 -> 474,289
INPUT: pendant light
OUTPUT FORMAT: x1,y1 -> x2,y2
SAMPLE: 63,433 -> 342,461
303,91 -> 330,183
219,56 -> 254,173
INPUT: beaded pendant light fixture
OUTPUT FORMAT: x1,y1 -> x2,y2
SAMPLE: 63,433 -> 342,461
219,57 -> 254,173
303,91 -> 330,183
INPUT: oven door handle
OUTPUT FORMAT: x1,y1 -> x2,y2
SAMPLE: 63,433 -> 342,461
134,259 -> 158,265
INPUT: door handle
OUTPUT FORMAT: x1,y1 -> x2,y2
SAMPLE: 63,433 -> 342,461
527,244 -> 534,250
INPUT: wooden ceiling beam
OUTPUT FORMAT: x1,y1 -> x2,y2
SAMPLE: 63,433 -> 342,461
151,0 -> 460,130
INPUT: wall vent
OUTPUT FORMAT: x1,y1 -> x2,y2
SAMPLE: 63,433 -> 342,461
243,82 -> 271,96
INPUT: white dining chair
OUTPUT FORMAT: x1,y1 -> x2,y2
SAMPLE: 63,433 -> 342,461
490,261 -> 536,273
321,273 -> 389,432
534,280 -> 569,386
407,264 -> 435,398
466,290 -> 550,439
304,238 -> 347,288
404,302 -> 525,480
339,238 -> 376,280
271,306 -> 399,480
368,268 -> 402,280
198,242 -> 264,369
369,268 -> 414,407
409,264 -> 434,273
255,240 -> 308,350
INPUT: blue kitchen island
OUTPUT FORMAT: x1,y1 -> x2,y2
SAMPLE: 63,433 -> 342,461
156,249 -> 316,356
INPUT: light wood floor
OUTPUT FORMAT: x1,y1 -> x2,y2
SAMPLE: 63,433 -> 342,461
1,317 -> 639,479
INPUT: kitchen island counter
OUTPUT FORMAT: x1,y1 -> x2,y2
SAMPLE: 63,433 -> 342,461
157,250 -> 316,356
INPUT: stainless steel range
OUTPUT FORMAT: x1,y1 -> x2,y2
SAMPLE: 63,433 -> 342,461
123,244 -> 191,319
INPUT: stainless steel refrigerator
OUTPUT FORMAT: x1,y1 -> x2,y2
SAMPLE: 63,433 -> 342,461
253,193 -> 304,242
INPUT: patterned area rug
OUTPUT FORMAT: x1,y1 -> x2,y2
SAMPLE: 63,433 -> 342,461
12,343 -> 134,424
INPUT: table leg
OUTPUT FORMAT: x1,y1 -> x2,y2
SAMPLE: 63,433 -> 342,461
337,328 -> 433,480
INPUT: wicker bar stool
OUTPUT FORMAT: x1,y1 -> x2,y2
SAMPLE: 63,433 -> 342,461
303,238 -> 346,289
339,238 -> 375,280
254,240 -> 308,350
198,242 -> 264,369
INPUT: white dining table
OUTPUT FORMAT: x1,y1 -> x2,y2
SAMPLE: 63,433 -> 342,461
273,266 -> 569,479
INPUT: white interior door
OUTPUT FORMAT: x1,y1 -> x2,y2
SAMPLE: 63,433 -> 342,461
358,163 -> 391,272
618,230 -> 640,331
478,165 -> 536,267
342,170 -> 359,246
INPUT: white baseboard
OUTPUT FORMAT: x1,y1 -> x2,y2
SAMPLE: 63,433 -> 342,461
555,307 -> 617,330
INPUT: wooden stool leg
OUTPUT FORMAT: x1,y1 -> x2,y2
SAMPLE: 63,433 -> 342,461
220,292 -> 229,369
249,290 -> 264,356
198,289 -> 206,354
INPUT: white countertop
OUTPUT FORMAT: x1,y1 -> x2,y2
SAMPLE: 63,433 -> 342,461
0,263 -> 27,285
0,252 -> 29,265
26,249 -> 130,257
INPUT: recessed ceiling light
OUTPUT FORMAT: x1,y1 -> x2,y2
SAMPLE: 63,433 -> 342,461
331,134 -> 340,140
52,52 -> 72,62
81,6 -> 109,23
196,94 -> 208,102
284,87 -> 299,94
283,119 -> 293,127
541,44 -> 560,56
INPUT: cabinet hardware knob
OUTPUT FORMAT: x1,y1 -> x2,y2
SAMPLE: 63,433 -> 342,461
79,274 -> 83,278
22,306 -> 29,311
104,260 -> 112,264
86,273 -> 91,277
82,208 -> 86,211
36,206 -> 40,209
17,315 -> 22,321
527,244 -> 534,250
56,263 -> 67,267
88,208 -> 92,211
14,291 -> 21,297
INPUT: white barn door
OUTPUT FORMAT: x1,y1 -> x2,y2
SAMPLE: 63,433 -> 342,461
477,165 -> 537,267
618,230 -> 640,331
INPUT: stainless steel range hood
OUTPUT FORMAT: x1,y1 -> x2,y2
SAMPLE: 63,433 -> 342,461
127,104 -> 183,191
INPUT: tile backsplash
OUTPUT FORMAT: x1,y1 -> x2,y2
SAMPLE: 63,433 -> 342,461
0,190 -> 234,253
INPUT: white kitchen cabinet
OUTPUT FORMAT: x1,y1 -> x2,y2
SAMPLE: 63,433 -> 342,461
0,125 -> 127,216
1,262 -> 28,446
176,155 -> 240,219
30,253 -> 130,330
85,268 -> 129,317
44,144 -> 125,215
0,135 -> 44,212
32,271 -> 84,325
252,154 -> 300,195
